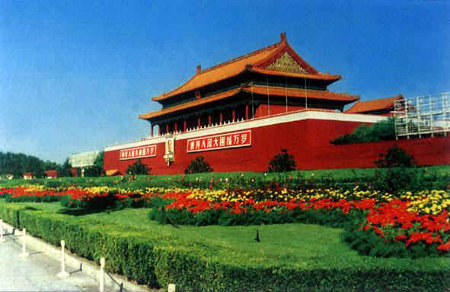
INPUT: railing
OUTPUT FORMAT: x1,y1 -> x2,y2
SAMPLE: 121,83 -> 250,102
141,107 -> 336,141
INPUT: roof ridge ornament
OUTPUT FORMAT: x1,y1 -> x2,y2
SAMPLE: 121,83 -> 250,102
280,32 -> 287,43
196,64 -> 201,74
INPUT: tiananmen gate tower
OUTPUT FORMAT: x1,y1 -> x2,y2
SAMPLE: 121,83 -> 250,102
104,33 -> 449,175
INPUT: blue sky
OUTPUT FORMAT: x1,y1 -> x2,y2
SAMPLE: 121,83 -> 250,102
0,0 -> 448,163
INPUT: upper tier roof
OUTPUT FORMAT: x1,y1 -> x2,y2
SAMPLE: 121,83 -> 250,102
245,85 -> 359,102
345,95 -> 403,114
152,33 -> 341,102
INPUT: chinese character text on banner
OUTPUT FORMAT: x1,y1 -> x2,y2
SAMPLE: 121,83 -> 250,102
187,130 -> 251,153
120,145 -> 157,160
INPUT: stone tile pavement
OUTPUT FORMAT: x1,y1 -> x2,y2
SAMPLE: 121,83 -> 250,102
0,230 -> 116,292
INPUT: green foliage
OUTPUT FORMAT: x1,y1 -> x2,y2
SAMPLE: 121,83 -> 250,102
0,201 -> 447,291
331,118 -> 396,145
375,145 -> 416,168
151,205 -> 352,228
94,151 -> 104,169
371,146 -> 418,192
184,156 -> 213,174
83,165 -> 105,177
126,159 -> 150,175
343,216 -> 443,258
43,160 -> 59,171
82,151 -> 105,177
4,193 -> 60,203
57,159 -> 73,177
33,167 -> 46,178
60,193 -> 119,209
1,165 -> 448,192
268,149 -> 296,172
373,167 -> 423,193
0,151 -> 56,178
344,224 -> 412,258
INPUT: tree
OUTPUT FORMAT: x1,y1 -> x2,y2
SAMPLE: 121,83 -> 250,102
126,159 -> 150,175
184,156 -> 213,174
84,165 -> 104,177
33,166 -> 46,178
268,149 -> 296,172
94,151 -> 104,169
0,151 -> 59,178
57,159 -> 73,177
331,118 -> 396,145
375,145 -> 416,168
43,160 -> 59,171
84,151 -> 105,177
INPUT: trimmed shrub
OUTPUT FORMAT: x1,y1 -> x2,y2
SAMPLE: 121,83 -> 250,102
184,156 -> 213,174
126,159 -> 150,175
268,149 -> 296,172
151,201 -> 353,227
4,193 -> 60,203
373,168 -> 421,193
60,193 -> 120,209
375,145 -> 416,168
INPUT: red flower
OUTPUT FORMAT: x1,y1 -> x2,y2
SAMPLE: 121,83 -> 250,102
406,232 -> 442,246
437,242 -> 450,252
395,235 -> 407,241
372,226 -> 384,237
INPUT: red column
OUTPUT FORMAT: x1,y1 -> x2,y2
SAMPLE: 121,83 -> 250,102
232,108 -> 236,122
166,123 -> 169,134
174,121 -> 178,132
245,104 -> 249,120
183,120 -> 187,132
150,125 -> 154,137
208,114 -> 212,126
220,112 -> 223,124
197,116 -> 201,128
158,124 -> 161,135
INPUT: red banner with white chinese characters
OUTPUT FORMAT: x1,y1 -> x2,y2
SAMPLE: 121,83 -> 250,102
120,145 -> 157,160
187,130 -> 252,153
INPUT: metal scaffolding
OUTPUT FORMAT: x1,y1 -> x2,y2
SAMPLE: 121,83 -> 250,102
394,92 -> 450,139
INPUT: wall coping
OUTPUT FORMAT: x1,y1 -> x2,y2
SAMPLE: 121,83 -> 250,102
105,110 -> 387,152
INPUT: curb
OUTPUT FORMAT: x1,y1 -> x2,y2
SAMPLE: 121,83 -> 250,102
1,220 -> 157,292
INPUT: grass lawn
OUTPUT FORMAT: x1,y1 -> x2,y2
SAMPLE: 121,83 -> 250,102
1,200 -> 448,271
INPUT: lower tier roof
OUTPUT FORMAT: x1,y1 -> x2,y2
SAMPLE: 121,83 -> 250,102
345,95 -> 403,114
139,85 -> 359,121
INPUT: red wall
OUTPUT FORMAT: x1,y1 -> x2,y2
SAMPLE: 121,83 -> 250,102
104,119 -> 450,175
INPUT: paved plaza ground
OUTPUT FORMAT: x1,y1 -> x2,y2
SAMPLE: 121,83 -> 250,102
0,232 -> 112,291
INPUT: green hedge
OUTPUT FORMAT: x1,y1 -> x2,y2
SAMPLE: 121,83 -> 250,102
0,202 -> 448,291
2,165 -> 448,191
3,194 -> 61,203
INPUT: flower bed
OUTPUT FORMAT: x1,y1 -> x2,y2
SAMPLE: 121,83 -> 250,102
1,185 -> 449,257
